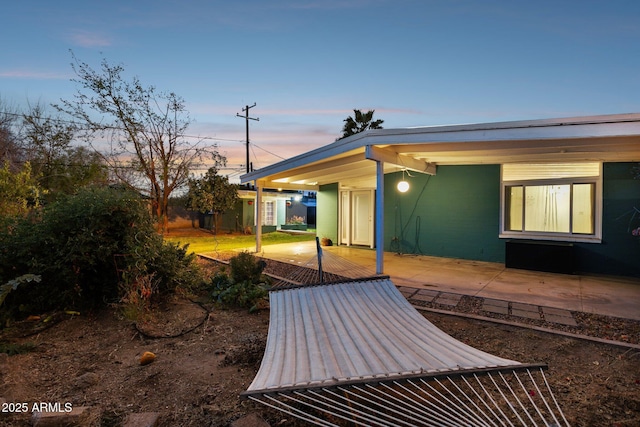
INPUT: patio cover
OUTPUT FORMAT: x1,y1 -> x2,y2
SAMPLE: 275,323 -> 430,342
244,278 -> 569,426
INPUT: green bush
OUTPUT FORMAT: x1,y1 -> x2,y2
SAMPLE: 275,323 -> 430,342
0,186 -> 202,322
211,252 -> 269,311
229,251 -> 268,284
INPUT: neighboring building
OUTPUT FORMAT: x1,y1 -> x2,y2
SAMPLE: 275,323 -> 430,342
195,189 -> 314,234
240,113 -> 640,278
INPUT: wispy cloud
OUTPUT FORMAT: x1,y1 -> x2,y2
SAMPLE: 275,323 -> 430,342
67,30 -> 112,47
0,70 -> 68,80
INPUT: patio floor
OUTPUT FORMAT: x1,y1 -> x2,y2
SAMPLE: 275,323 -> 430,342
246,240 -> 640,322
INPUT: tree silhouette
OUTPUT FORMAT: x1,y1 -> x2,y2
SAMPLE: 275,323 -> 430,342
56,52 -> 220,232
185,165 -> 238,234
340,109 -> 384,139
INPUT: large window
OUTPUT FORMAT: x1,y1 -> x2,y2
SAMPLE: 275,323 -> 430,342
501,163 -> 601,242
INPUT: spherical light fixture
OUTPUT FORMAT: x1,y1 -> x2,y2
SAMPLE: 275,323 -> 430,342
397,169 -> 410,193
397,180 -> 409,193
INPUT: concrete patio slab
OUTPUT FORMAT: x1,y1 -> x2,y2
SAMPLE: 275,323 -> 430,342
544,314 -> 578,326
434,293 -> 462,307
251,241 -> 640,321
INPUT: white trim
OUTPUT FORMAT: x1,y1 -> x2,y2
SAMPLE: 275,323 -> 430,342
375,161 -> 384,273
500,163 -> 603,243
339,188 -> 375,248
338,190 -> 350,246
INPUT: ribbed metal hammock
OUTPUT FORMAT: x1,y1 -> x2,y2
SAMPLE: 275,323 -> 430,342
244,242 -> 570,426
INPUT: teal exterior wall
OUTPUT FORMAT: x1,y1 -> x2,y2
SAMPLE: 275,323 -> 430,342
317,183 -> 339,244
574,163 -> 640,277
314,162 -> 640,278
219,199 -> 244,232
276,199 -> 286,228
384,165 -> 504,262
242,199 -> 254,230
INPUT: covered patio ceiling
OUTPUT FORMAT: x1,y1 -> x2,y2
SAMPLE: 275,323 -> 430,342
241,113 -> 640,190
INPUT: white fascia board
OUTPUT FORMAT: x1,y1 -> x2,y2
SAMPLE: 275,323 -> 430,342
362,115 -> 640,146
401,113 -> 640,134
241,132 -> 370,184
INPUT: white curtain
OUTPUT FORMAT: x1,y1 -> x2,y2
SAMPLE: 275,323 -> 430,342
525,185 -> 570,232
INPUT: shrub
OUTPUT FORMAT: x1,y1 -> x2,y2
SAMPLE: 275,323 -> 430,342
0,186 -> 202,322
211,252 -> 269,311
229,251 -> 267,284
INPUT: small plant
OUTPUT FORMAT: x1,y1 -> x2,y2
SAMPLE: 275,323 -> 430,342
210,252 -> 269,311
0,341 -> 36,355
287,215 -> 306,225
119,270 -> 159,322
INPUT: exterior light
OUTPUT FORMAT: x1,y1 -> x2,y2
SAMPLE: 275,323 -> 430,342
397,180 -> 409,193
397,169 -> 410,193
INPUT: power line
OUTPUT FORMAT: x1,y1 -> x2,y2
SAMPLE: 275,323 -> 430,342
0,110 -> 245,144
251,142 -> 286,160
2,107 -> 288,172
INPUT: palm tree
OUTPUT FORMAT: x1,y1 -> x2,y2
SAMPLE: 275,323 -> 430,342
340,109 -> 384,139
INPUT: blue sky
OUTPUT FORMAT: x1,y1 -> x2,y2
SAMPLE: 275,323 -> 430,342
2,0 -> 639,179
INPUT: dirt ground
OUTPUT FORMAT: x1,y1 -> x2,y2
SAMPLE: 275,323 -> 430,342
1,232 -> 639,426
1,293 -> 639,426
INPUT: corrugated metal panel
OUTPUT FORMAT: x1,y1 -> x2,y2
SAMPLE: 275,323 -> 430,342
246,279 -> 521,394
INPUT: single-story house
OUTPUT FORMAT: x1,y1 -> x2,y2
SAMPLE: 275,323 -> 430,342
196,189 -> 313,233
240,113 -> 640,278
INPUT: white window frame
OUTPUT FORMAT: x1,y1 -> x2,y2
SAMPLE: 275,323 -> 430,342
500,163 -> 602,243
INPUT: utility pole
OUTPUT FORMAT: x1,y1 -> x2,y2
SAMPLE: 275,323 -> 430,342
236,103 -> 259,174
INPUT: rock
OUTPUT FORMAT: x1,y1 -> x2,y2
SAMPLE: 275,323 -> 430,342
73,372 -> 100,389
139,351 -> 156,366
231,412 -> 270,427
123,412 -> 160,427
202,404 -> 221,414
31,405 -> 91,427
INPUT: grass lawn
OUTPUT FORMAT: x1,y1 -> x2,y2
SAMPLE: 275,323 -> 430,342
164,229 -> 316,254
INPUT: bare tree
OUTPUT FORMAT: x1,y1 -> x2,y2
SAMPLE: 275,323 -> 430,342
21,102 -> 108,198
0,95 -> 23,170
22,102 -> 74,189
56,52 -> 220,232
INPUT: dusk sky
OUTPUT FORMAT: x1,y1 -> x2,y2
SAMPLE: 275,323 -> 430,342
2,0 -> 639,180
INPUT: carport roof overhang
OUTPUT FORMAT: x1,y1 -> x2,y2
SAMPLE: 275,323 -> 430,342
240,113 -> 640,190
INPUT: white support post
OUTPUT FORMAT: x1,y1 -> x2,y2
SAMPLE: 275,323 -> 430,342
255,184 -> 263,253
375,159 -> 384,275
